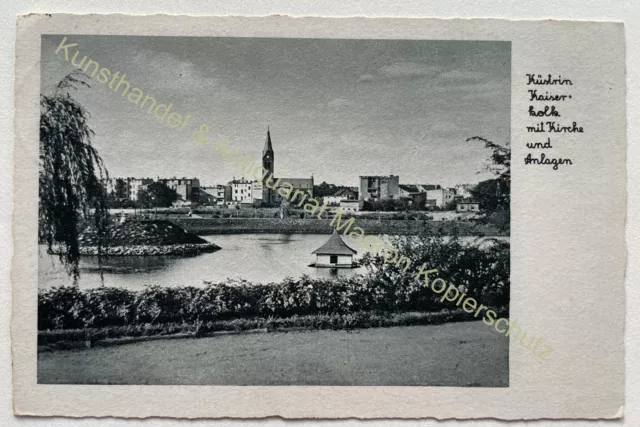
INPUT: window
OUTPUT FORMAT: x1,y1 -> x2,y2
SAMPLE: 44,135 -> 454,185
330,255 -> 338,264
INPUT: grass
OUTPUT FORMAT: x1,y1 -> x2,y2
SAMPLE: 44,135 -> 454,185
37,321 -> 509,386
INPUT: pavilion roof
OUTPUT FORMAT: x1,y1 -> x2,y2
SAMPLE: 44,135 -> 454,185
311,229 -> 357,255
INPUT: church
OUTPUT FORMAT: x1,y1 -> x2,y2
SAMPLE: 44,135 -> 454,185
253,128 -> 314,207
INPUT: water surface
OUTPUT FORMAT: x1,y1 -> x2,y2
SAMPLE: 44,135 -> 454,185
39,234 -> 508,290
39,234 -> 366,290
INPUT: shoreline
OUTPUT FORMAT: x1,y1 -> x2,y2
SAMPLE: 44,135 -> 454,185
171,218 -> 507,236
51,242 -> 221,257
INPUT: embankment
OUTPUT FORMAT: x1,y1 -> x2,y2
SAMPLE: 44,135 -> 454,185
172,218 -> 505,236
52,219 -> 220,256
75,243 -> 219,257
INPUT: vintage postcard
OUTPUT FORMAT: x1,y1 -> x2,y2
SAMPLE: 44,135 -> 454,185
12,14 -> 625,419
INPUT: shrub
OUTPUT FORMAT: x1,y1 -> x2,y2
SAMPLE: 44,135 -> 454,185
359,231 -> 510,310
38,286 -> 88,330
38,235 -> 509,330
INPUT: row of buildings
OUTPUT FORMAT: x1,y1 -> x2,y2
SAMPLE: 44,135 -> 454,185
105,175 -> 274,207
105,177 -> 201,204
357,175 -> 478,212
106,129 -> 479,212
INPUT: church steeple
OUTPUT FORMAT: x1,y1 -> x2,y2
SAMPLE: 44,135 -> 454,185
262,127 -> 275,206
263,126 -> 274,155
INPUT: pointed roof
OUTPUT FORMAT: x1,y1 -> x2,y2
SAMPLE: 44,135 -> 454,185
312,229 -> 357,255
263,127 -> 274,154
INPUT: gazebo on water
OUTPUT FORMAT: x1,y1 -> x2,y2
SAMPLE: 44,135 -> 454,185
311,229 -> 358,268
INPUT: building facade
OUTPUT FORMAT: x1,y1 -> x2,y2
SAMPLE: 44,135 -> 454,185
424,188 -> 456,208
359,175 -> 400,201
339,199 -> 363,212
200,185 -> 231,205
323,188 -> 358,206
158,177 -> 200,203
213,184 -> 231,203
398,184 -> 420,199
457,201 -> 480,213
105,177 -> 154,201
273,177 -> 314,205
229,177 -> 253,203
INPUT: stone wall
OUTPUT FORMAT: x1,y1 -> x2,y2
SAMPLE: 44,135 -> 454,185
57,243 -> 220,257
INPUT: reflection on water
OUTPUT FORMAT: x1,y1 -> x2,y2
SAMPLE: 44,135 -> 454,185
39,234 -> 508,291
39,234 -> 369,290
78,257 -> 174,275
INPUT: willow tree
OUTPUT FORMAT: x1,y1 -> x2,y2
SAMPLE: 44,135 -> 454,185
39,71 -> 110,280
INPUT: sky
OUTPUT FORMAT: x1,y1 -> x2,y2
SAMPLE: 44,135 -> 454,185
41,35 -> 510,188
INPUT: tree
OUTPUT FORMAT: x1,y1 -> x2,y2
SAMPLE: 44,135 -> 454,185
469,180 -> 502,211
444,198 -> 458,211
467,136 -> 511,231
362,198 -> 410,212
114,178 -> 127,199
313,181 -> 357,199
137,182 -> 178,208
106,178 -> 134,209
39,71 -> 110,280
467,136 -> 510,183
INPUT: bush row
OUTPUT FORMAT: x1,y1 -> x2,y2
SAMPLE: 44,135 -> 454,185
38,275 -> 507,331
38,308 -> 501,347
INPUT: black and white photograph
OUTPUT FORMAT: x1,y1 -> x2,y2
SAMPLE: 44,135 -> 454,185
36,34 -> 513,386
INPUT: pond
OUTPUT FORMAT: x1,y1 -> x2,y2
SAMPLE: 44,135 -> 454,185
38,234 -> 508,290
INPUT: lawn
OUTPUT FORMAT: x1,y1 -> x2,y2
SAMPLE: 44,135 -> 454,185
38,321 -> 508,386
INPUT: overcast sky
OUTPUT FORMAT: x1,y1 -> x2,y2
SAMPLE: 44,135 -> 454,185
41,36 -> 510,188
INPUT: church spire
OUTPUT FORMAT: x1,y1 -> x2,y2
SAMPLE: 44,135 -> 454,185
262,126 -> 275,206
263,126 -> 274,155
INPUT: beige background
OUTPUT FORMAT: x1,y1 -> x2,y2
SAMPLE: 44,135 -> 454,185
12,14 -> 625,419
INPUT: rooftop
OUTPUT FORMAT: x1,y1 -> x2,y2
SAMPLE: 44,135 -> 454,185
311,229 -> 358,256
360,175 -> 399,179
420,184 -> 442,191
330,188 -> 358,197
399,184 -> 420,193
276,178 -> 314,188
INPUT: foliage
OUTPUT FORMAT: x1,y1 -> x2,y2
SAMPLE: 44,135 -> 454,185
362,198 -> 412,212
39,308 -> 501,346
359,230 -> 510,309
136,182 -> 178,208
313,181 -> 357,199
467,136 -> 511,231
470,179 -> 509,212
106,178 -> 138,208
79,219 -> 208,246
38,234 -> 509,330
467,136 -> 511,183
106,195 -> 137,209
39,71 -> 110,280
443,198 -> 458,211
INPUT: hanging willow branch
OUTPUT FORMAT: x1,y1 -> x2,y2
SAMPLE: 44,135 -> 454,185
39,71 -> 110,281
466,136 -> 511,182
